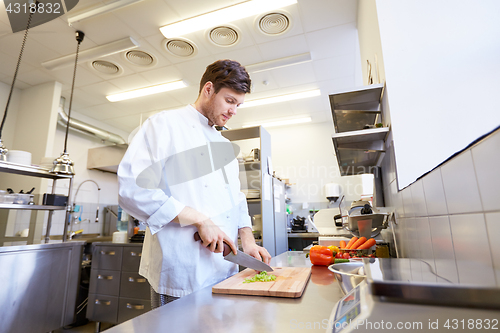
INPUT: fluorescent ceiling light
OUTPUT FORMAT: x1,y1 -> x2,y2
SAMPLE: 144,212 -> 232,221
42,37 -> 139,71
246,53 -> 312,73
67,0 -> 144,25
239,89 -> 321,109
243,116 -> 312,128
160,0 -> 297,38
106,80 -> 187,102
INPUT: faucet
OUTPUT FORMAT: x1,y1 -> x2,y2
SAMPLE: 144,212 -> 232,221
73,179 -> 101,223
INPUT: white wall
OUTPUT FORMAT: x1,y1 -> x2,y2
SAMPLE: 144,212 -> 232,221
0,81 -> 21,150
375,0 -> 500,188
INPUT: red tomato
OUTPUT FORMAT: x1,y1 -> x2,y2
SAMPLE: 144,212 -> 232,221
335,252 -> 342,258
343,253 -> 350,259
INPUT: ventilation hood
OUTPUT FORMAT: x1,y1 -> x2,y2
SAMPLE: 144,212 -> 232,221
87,144 -> 128,173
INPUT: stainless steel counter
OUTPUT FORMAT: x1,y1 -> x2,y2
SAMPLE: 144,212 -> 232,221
105,251 -> 344,333
0,241 -> 85,333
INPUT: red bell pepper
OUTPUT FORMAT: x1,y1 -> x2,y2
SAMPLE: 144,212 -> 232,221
309,245 -> 334,266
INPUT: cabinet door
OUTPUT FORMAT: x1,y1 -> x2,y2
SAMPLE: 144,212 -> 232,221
118,297 -> 151,323
93,246 -> 123,270
120,272 -> 150,299
87,294 -> 118,324
89,269 -> 121,296
121,246 -> 142,272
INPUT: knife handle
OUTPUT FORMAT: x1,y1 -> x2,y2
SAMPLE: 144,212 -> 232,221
193,232 -> 231,256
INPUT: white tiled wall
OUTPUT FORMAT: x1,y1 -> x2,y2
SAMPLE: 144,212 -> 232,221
382,126 -> 500,285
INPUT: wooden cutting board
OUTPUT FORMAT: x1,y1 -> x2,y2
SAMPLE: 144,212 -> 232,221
212,267 -> 311,298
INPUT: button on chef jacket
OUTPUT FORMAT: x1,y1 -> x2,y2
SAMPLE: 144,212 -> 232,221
118,105 -> 252,297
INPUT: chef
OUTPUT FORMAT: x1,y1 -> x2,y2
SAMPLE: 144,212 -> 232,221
118,59 -> 271,308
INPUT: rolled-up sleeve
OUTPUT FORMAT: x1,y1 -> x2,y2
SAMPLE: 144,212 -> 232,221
118,116 -> 185,235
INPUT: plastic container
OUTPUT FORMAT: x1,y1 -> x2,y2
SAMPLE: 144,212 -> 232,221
14,193 -> 34,205
112,231 -> 128,243
3,194 -> 17,204
0,190 -> 7,203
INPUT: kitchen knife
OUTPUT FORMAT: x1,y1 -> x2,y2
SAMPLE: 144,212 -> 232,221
194,232 -> 273,272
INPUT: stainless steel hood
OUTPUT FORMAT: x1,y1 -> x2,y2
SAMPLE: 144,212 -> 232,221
87,144 -> 128,173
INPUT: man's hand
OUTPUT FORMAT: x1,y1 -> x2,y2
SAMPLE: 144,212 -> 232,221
239,227 -> 271,265
173,206 -> 237,255
243,243 -> 272,265
195,218 -> 238,255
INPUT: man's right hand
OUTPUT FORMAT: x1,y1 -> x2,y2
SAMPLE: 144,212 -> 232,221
194,218 -> 237,255
173,206 -> 237,255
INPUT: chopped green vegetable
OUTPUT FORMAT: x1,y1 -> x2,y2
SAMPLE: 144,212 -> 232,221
243,271 -> 277,283
334,259 -> 350,264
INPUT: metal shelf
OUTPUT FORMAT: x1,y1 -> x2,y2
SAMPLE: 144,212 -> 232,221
0,160 -> 74,245
0,161 -> 72,180
0,204 -> 66,210
329,84 -> 388,176
329,83 -> 384,134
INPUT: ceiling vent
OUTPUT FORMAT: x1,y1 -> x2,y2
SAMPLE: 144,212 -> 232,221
163,38 -> 197,58
256,11 -> 292,36
124,50 -> 157,67
207,25 -> 240,47
90,60 -> 122,75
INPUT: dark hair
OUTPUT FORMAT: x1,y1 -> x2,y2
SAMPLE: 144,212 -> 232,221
199,59 -> 251,94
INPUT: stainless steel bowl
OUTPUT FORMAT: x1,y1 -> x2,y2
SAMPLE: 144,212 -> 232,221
328,261 -> 366,295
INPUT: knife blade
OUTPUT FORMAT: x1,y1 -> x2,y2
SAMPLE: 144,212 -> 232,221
194,232 -> 273,272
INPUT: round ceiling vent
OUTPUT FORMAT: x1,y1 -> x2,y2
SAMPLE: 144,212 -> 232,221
90,60 -> 122,75
207,25 -> 240,47
124,50 -> 157,67
163,38 -> 197,58
256,11 -> 292,36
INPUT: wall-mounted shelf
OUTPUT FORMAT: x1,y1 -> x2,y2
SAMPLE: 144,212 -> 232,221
0,161 -> 73,179
329,84 -> 388,176
0,161 -> 73,245
0,204 -> 66,210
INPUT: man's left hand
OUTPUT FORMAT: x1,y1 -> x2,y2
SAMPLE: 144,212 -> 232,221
243,244 -> 271,265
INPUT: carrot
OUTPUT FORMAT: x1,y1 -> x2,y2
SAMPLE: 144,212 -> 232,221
351,237 -> 367,249
357,238 -> 376,250
339,240 -> 347,249
345,237 -> 358,249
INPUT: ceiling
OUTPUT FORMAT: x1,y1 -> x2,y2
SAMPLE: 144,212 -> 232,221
0,0 -> 360,135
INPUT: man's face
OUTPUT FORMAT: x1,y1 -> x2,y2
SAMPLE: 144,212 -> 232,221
204,87 -> 246,127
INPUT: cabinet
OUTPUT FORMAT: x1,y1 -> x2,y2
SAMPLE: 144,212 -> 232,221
221,126 -> 286,257
0,161 -> 73,245
87,242 -> 150,331
329,83 -> 389,176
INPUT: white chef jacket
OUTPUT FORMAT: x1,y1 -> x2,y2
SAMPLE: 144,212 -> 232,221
117,105 -> 252,297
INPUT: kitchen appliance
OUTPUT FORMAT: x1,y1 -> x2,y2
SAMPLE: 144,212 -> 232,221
194,232 -> 273,272
311,208 -> 352,237
326,258 -> 500,333
342,201 -> 389,238
212,267 -> 311,298
290,216 -> 307,232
